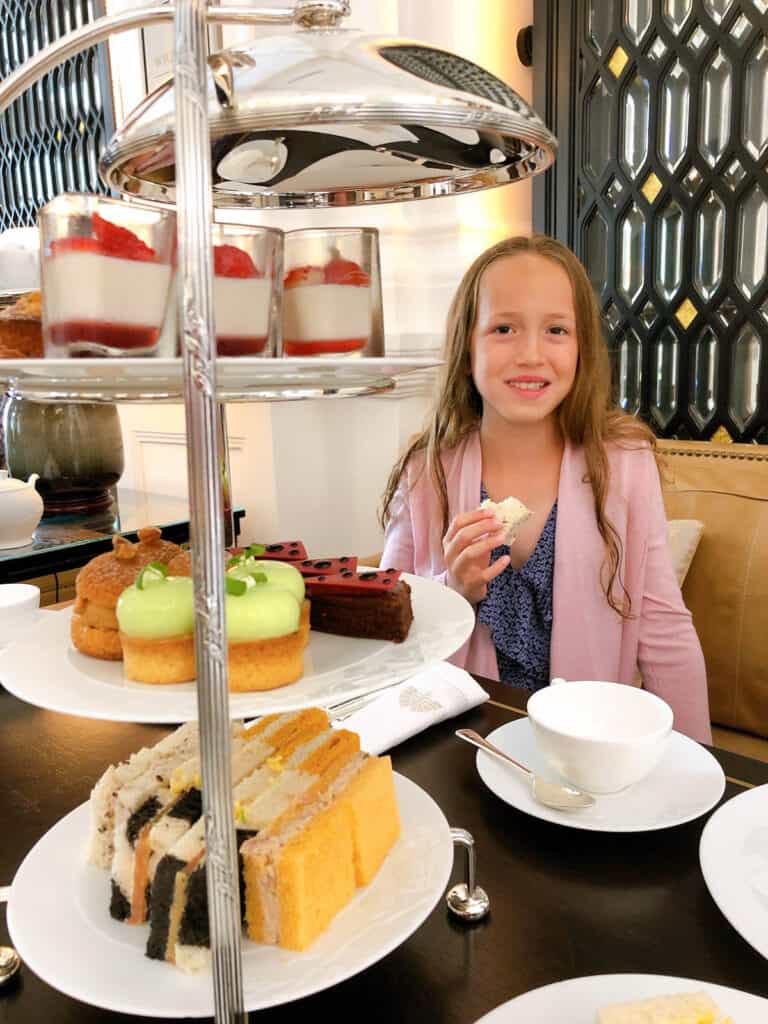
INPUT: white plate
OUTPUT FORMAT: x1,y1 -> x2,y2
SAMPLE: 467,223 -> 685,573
0,354 -> 441,401
0,573 -> 474,722
474,974 -> 768,1022
8,773 -> 452,1017
700,784 -> 768,960
475,718 -> 725,832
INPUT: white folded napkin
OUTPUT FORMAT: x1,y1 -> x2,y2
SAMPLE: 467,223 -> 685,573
338,661 -> 489,754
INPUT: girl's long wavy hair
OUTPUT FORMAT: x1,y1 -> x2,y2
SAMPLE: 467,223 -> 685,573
380,234 -> 657,618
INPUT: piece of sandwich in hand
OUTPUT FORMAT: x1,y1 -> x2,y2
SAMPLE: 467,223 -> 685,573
478,495 -> 532,546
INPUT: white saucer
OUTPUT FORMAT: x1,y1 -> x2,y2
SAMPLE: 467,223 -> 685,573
474,718 -> 725,832
700,783 -> 768,960
473,973 -> 768,1022
8,774 -> 452,1017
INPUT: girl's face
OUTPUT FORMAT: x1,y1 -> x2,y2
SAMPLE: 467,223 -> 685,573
470,253 -> 579,429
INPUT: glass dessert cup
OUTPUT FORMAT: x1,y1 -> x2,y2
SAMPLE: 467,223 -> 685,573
156,224 -> 283,358
40,194 -> 176,358
281,227 -> 383,357
210,223 -> 283,357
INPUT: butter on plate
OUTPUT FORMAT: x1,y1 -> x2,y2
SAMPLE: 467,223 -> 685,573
597,991 -> 733,1023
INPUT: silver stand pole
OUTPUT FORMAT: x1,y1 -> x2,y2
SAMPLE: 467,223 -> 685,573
174,2 -> 244,1020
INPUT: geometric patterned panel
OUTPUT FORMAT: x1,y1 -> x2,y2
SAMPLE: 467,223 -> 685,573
571,0 -> 768,442
0,1 -> 113,231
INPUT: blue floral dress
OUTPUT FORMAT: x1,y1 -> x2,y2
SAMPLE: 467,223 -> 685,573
477,485 -> 557,691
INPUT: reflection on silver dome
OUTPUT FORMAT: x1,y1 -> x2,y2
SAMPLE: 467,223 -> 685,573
217,139 -> 289,183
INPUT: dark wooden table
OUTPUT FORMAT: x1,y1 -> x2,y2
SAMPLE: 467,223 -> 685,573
1,679 -> 767,1022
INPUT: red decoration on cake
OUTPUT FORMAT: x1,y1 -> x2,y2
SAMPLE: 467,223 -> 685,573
296,557 -> 358,577
228,541 -> 308,562
304,569 -> 402,596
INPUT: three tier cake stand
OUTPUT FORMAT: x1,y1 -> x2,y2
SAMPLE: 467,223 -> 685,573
0,3 -> 556,1020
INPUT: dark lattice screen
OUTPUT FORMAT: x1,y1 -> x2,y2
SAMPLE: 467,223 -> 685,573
534,0 -> 768,443
0,0 -> 114,231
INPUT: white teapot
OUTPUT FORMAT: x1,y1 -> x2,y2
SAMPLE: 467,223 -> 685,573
0,470 -> 44,549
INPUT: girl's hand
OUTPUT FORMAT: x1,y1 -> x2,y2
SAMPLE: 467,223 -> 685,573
443,509 -> 510,604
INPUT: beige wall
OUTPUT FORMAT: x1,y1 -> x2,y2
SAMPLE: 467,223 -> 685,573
111,1 -> 537,557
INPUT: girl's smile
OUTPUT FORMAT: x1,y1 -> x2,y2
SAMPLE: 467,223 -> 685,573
505,374 -> 551,398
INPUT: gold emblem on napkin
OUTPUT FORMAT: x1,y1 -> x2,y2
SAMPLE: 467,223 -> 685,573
399,685 -> 442,714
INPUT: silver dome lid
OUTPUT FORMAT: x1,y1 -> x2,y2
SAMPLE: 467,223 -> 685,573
100,25 -> 556,209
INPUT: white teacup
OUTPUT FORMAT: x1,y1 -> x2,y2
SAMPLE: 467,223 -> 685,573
0,583 -> 41,646
527,680 -> 673,795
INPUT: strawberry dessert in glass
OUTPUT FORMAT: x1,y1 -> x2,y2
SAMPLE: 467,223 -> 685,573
40,194 -> 175,357
210,224 -> 282,357
281,228 -> 383,357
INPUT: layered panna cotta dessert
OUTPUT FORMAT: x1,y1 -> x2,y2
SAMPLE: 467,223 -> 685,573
282,250 -> 371,355
213,244 -> 273,356
43,213 -> 173,355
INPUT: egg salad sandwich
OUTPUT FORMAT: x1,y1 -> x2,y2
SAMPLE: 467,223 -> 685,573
597,991 -> 734,1023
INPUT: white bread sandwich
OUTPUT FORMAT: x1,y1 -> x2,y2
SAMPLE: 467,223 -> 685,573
87,708 -> 401,973
146,721 -> 399,970
597,990 -> 734,1023
108,708 -> 330,926
87,721 -> 200,870
479,495 -> 532,545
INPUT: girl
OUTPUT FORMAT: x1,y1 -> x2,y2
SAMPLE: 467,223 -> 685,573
380,235 -> 711,743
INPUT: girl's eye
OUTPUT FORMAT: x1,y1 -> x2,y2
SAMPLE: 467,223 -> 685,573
493,324 -> 513,335
548,325 -> 570,336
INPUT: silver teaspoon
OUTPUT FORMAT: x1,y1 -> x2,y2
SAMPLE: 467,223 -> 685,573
0,946 -> 20,986
455,728 -> 595,810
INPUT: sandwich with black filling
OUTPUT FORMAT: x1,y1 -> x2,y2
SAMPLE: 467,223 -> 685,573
87,707 -> 401,972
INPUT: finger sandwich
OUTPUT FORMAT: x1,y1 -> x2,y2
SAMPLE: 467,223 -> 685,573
479,495 -> 532,544
597,991 -> 734,1023
87,708 -> 401,972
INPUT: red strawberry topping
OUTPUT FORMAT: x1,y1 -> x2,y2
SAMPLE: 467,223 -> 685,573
92,212 -> 158,262
213,244 -> 262,279
50,237 -> 104,256
324,255 -> 369,286
329,266 -> 370,286
284,265 -> 325,288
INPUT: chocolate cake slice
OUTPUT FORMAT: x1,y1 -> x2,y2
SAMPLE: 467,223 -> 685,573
306,572 -> 413,643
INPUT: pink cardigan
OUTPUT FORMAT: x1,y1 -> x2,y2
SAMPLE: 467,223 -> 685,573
382,431 -> 712,743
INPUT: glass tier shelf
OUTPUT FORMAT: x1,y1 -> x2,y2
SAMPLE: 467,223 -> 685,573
0,352 -> 442,402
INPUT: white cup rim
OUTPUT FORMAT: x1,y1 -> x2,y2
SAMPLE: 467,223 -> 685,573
528,680 -> 673,746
